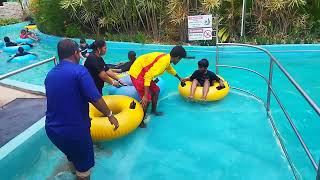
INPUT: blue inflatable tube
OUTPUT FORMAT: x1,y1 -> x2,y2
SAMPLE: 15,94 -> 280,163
16,38 -> 34,44
108,75 -> 166,101
2,45 -> 31,53
10,54 -> 37,62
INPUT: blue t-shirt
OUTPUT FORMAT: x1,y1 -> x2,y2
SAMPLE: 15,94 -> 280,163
45,60 -> 101,139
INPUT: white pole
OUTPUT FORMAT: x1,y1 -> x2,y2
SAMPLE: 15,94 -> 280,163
240,0 -> 246,36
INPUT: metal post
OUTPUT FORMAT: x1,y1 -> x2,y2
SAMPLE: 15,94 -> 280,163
53,58 -> 57,65
215,16 -> 219,74
240,0 -> 246,36
317,161 -> 320,180
266,58 -> 274,112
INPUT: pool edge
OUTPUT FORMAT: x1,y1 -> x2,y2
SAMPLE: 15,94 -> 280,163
0,79 -> 46,161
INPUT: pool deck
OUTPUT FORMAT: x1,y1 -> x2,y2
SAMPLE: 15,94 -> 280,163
0,85 -> 44,107
0,85 -> 46,147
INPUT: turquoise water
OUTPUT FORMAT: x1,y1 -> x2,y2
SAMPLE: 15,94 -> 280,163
1,22 -> 320,179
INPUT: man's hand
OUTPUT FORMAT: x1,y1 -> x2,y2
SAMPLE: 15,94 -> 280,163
140,95 -> 149,109
108,115 -> 119,130
113,81 -> 121,88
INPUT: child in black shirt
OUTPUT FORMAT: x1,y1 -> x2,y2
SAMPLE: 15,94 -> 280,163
182,59 -> 225,100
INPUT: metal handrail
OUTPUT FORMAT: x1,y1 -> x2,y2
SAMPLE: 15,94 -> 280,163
0,57 -> 56,81
218,43 -> 320,116
216,43 -> 320,173
216,64 -> 311,179
216,43 -> 319,173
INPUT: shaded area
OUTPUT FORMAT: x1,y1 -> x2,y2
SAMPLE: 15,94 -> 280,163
0,98 -> 46,147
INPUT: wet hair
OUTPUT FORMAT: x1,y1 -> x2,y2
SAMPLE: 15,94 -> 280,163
21,29 -> 26,34
170,45 -> 186,58
128,51 -> 137,57
4,37 -> 10,42
80,38 -> 86,44
91,40 -> 106,51
198,59 -> 209,68
57,39 -> 80,60
18,47 -> 24,53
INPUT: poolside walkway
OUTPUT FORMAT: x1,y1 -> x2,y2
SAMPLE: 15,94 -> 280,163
0,86 -> 46,147
0,85 -> 44,107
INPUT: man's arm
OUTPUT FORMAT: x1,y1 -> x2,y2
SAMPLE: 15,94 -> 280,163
79,68 -> 119,130
91,98 -> 119,130
141,86 -> 150,108
7,56 -> 15,63
175,74 -> 183,81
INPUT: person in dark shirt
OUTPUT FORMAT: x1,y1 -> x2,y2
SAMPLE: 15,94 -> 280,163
45,39 -> 119,180
7,47 -> 37,62
110,51 -> 136,73
182,59 -> 225,100
84,40 -> 127,94
79,38 -> 89,59
3,36 -> 33,47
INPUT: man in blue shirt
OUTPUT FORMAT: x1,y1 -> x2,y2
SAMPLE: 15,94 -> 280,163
45,39 -> 119,180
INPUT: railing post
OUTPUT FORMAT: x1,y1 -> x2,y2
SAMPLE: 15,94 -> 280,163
53,57 -> 57,66
215,16 -> 219,74
317,161 -> 320,180
266,57 -> 274,112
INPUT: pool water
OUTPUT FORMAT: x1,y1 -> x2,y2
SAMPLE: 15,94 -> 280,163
1,22 -> 320,179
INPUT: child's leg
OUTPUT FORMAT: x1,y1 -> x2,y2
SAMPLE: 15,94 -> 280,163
189,79 -> 198,99
202,79 -> 210,100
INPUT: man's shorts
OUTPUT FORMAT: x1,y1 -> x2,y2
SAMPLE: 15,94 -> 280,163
46,127 -> 94,173
130,75 -> 160,101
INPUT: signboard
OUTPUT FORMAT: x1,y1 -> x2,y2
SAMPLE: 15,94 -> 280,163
188,15 -> 213,41
188,15 -> 212,28
188,28 -> 213,41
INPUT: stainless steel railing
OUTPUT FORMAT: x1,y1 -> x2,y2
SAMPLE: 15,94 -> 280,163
216,43 -> 320,179
0,57 -> 56,81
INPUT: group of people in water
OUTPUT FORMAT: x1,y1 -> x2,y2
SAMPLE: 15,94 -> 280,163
2,28 -> 40,62
2,34 -> 225,179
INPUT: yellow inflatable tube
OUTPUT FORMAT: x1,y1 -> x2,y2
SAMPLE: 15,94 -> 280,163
178,77 -> 230,101
24,25 -> 37,30
89,95 -> 144,141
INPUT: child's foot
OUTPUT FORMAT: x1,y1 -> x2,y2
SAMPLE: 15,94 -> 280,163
188,96 -> 194,100
151,111 -> 164,116
200,97 -> 207,101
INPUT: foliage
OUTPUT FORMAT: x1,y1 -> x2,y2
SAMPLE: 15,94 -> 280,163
28,0 -> 319,44
29,0 -> 68,36
0,18 -> 21,26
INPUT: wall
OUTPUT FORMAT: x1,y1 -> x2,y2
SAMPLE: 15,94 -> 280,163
0,2 -> 23,19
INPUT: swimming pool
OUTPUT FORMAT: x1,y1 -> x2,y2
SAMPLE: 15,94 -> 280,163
0,22 -> 319,179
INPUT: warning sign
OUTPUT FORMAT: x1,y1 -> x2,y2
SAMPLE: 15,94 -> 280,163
188,15 -> 212,28
188,28 -> 212,41
188,15 -> 213,41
